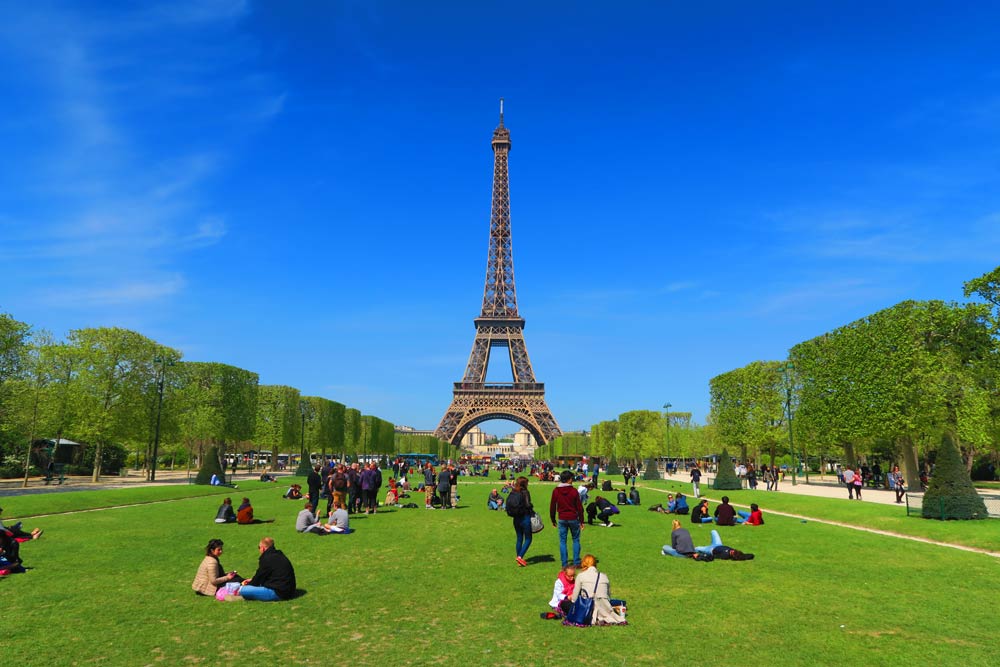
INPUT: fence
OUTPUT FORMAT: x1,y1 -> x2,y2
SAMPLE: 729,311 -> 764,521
906,492 -> 1000,519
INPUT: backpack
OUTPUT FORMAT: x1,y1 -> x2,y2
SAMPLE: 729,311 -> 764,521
506,490 -> 525,517
601,480 -> 613,492
629,488 -> 640,505
692,551 -> 714,562
617,491 -> 628,505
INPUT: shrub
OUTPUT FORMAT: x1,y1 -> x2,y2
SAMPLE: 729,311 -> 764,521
642,459 -> 660,480
712,449 -> 742,490
195,445 -> 226,485
922,432 -> 988,520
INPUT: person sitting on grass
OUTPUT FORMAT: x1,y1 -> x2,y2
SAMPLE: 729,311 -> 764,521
673,492 -> 689,514
385,478 -> 399,506
565,554 -> 626,626
324,501 -> 352,534
236,497 -> 274,525
283,484 -> 303,500
714,496 -> 752,525
259,471 -> 277,483
192,538 -> 240,596
295,503 -> 327,534
691,499 -> 713,524
662,521 -> 721,559
742,503 -> 764,526
236,537 -> 296,602
542,564 -> 576,619
487,488 -> 505,511
214,497 -> 237,524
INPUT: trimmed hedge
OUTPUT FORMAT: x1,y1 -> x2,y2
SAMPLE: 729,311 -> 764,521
712,448 -> 743,490
922,432 -> 988,520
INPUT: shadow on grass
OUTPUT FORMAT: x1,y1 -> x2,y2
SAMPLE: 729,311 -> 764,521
526,554 -> 556,565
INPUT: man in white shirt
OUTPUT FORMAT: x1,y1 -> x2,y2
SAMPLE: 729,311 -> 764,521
842,467 -> 856,499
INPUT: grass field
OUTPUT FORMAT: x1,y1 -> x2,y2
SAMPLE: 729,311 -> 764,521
2,475 -> 997,667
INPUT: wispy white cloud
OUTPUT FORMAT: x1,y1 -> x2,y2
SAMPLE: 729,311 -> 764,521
0,2 -> 279,309
41,276 -> 186,307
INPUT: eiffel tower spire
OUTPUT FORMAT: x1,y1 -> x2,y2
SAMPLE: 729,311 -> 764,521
483,97 -> 516,318
435,103 -> 562,448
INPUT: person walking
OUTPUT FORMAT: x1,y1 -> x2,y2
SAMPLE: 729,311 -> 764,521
690,465 -> 702,498
852,467 -> 864,501
892,466 -> 906,503
550,470 -> 585,568
843,466 -> 856,499
506,476 -> 534,566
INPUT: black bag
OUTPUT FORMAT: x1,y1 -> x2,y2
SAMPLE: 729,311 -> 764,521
617,491 -> 628,505
506,490 -> 525,517
629,488 -> 640,505
601,480 -> 613,492
692,551 -> 714,562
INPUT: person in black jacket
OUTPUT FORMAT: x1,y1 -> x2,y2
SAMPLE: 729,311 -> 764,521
307,466 -> 322,513
239,537 -> 296,601
691,499 -> 712,524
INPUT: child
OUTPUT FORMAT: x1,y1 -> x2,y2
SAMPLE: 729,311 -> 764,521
542,565 -> 577,619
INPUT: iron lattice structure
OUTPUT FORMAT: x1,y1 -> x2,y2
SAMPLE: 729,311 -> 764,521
435,102 -> 562,447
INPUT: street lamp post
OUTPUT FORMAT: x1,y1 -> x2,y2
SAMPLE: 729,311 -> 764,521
780,362 -> 798,486
663,402 -> 672,476
150,354 -> 175,482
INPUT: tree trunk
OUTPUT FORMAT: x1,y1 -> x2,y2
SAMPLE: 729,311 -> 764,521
92,441 -> 103,482
898,436 -> 921,490
842,442 -> 856,468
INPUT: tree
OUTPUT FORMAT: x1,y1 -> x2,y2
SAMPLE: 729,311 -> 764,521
68,328 -> 178,481
0,314 -> 31,454
255,385 -> 301,470
922,432 -> 988,520
712,448 -> 742,490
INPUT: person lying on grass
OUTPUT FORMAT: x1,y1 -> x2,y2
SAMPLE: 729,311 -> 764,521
662,521 -> 754,560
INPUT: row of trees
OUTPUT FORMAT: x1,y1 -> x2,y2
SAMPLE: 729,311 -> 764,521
709,266 -> 1000,491
0,318 -> 456,481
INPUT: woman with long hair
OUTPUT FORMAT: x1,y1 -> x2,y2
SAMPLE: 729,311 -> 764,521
507,476 -> 534,567
566,554 -> 626,626
192,538 -> 239,596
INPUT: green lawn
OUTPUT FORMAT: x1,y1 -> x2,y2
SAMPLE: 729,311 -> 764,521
3,474 -> 997,666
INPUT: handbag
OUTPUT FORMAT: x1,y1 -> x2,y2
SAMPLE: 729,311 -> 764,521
565,573 -> 600,625
529,511 -> 545,534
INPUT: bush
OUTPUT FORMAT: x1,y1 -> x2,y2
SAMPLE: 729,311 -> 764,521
195,446 -> 226,485
922,432 -> 988,520
642,459 -> 660,480
712,449 -> 742,490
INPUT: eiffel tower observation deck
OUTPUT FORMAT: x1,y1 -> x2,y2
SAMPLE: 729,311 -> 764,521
435,101 -> 562,447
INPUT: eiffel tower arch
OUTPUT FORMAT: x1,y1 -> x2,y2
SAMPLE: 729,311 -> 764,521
435,101 -> 562,448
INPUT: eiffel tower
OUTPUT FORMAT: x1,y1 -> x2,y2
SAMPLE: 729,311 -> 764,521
435,101 -> 562,448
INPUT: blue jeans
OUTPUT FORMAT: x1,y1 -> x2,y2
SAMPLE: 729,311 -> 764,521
557,519 -> 581,566
239,585 -> 281,601
513,514 -> 532,558
662,530 -> 724,557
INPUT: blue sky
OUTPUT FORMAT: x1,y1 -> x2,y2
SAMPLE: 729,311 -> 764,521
1,1 -> 999,437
